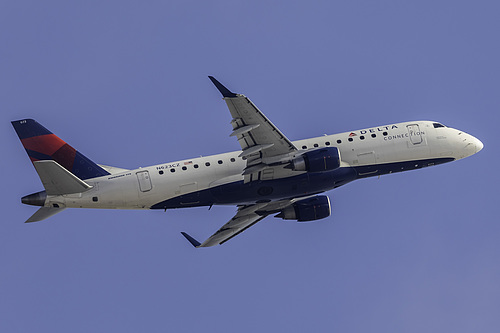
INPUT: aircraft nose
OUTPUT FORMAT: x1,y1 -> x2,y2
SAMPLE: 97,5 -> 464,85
453,130 -> 483,159
462,133 -> 483,157
474,136 -> 484,153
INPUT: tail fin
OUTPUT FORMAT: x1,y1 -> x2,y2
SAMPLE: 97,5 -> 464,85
11,119 -> 110,180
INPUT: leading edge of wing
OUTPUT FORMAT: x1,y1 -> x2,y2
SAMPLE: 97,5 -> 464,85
208,76 -> 238,98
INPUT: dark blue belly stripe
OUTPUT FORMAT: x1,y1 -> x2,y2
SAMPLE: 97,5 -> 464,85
150,157 -> 454,209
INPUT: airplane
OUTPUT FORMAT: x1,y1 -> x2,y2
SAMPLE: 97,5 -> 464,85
12,76 -> 484,248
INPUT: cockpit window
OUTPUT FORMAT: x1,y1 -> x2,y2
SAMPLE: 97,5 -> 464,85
433,123 -> 446,128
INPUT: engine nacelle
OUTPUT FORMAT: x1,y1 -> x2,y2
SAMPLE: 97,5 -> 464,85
275,195 -> 331,222
288,147 -> 341,172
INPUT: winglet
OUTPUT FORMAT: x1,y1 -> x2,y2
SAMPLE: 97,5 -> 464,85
208,76 -> 238,98
181,232 -> 202,248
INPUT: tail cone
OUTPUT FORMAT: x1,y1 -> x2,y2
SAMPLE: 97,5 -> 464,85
22,191 -> 47,206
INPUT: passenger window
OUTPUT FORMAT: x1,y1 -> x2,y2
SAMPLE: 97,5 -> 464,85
348,138 -> 353,142
360,136 -> 365,140
170,168 -> 176,173
182,166 -> 187,171
371,134 -> 376,138
205,162 -> 210,167
230,158 -> 236,162
337,139 -> 342,144
194,164 -> 199,169
159,170 -> 164,175
383,132 -> 388,136
218,160 -> 223,164
314,143 -> 319,148
325,141 -> 330,146
302,145 -> 307,149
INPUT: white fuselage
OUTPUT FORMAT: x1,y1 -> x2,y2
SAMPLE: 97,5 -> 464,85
45,120 -> 483,211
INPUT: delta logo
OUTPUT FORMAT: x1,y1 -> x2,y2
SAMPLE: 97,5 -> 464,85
359,125 -> 399,135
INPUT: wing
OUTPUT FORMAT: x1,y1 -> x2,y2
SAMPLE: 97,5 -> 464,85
209,76 -> 299,182
181,199 -> 298,248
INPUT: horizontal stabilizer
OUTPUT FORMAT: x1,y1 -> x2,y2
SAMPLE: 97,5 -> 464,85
34,160 -> 93,195
25,206 -> 65,223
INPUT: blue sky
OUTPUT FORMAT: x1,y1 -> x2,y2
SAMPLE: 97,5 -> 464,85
1,1 -> 499,332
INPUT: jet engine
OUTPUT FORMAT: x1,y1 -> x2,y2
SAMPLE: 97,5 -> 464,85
287,147 -> 341,172
275,195 -> 331,222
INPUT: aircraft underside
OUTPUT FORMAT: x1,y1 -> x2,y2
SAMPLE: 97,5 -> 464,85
151,157 -> 454,209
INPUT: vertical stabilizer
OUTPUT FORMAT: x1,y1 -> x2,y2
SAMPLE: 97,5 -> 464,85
11,119 -> 110,180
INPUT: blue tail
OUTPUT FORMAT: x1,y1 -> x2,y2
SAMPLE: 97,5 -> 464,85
12,119 -> 110,180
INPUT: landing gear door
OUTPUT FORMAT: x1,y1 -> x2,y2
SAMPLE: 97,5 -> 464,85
136,171 -> 152,192
407,124 -> 423,145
